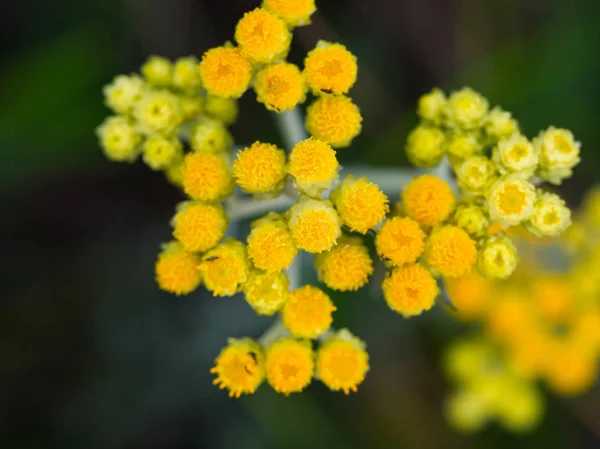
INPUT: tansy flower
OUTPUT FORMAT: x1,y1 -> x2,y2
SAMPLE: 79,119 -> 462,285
305,95 -> 362,148
484,107 -> 519,142
444,338 -> 495,382
525,192 -> 571,237
254,62 -> 307,112
446,132 -> 481,160
382,263 -> 439,317
315,235 -> 373,291
199,46 -> 252,99
281,285 -> 336,339
417,88 -> 447,125
171,201 -> 227,252
199,239 -> 251,297
453,203 -> 489,239
211,338 -> 265,398
179,96 -> 204,121
189,117 -> 233,153
103,74 -> 145,115
172,56 -> 202,94
534,127 -> 581,170
243,270 -> 289,315
234,8 -> 291,64
204,96 -> 239,126
495,382 -> 544,433
424,225 -> 477,278
265,338 -> 314,395
477,235 -> 518,279
331,175 -> 389,234
487,177 -> 536,227
262,0 -> 316,27
444,271 -> 491,320
288,198 -> 342,253
405,125 -> 446,168
141,56 -> 172,87
375,217 -> 426,266
493,134 -> 538,175
402,174 -> 455,226
247,212 -> 298,272
142,134 -> 183,170
444,87 -> 489,130
155,241 -> 203,295
288,137 -> 339,196
532,276 -> 572,323
543,341 -> 598,396
233,141 -> 287,194
182,152 -> 234,201
134,90 -> 182,136
96,116 -> 141,162
316,329 -> 369,394
455,155 -> 495,195
304,41 -> 358,96
444,389 -> 490,433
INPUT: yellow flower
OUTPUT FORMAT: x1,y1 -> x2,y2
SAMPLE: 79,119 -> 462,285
534,126 -> 581,170
487,177 -> 536,227
281,285 -> 336,339
424,225 -> 477,278
444,389 -> 490,433
493,134 -> 538,175
484,107 -> 519,142
265,338 -> 314,395
453,203 -> 489,239
444,271 -> 491,320
211,338 -> 265,398
171,201 -> 228,252
445,132 -> 481,160
189,117 -> 233,153
172,56 -> 202,94
405,125 -> 445,168
96,116 -> 141,162
543,341 -> 598,396
444,87 -> 489,130
247,213 -> 298,272
103,74 -> 145,115
199,239 -> 251,297
288,198 -> 342,253
455,155 -> 495,195
375,217 -> 426,266
315,235 -> 373,291
233,141 -> 287,194
199,46 -> 252,99
262,0 -> 316,27
532,276 -> 572,323
316,329 -> 369,394
304,41 -> 358,95
255,62 -> 307,112
243,270 -> 289,315
179,96 -> 204,121
444,338 -> 494,382
288,137 -> 339,196
142,134 -> 183,170
417,88 -> 447,125
525,192 -> 571,237
134,90 -> 182,135
141,55 -> 172,87
182,152 -> 234,201
155,241 -> 203,295
477,235 -> 518,279
305,95 -> 362,148
235,8 -> 291,64
402,174 -> 455,226
204,96 -> 239,126
494,382 -> 543,433
382,263 -> 439,317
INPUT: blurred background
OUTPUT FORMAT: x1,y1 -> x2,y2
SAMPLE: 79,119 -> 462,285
2,0 -> 599,448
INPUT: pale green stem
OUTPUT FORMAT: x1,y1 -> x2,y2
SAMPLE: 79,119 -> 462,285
225,194 -> 296,221
258,319 -> 290,347
272,109 -> 308,149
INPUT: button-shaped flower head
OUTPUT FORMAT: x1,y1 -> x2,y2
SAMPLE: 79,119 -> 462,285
199,239 -> 251,297
288,198 -> 342,253
182,152 -> 234,201
265,338 -> 314,395
199,46 -> 252,99
304,41 -> 358,96
281,285 -> 336,339
402,174 -> 455,226
235,8 -> 291,64
306,95 -> 362,148
211,338 -> 265,398
155,241 -> 203,295
171,201 -> 228,253
96,116 -> 141,162
315,235 -> 374,291
255,62 -> 307,112
247,212 -> 298,272
424,225 -> 477,278
288,137 -> 339,197
233,141 -> 287,194
382,263 -> 439,317
487,176 -> 536,227
262,0 -> 316,27
375,217 -> 426,266
243,270 -> 289,315
405,125 -> 446,168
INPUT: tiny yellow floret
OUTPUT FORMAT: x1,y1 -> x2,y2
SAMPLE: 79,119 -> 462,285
155,241 -> 203,295
199,239 -> 251,297
424,225 -> 477,278
305,95 -> 362,148
96,116 -> 141,162
444,272 -> 491,320
455,155 -> 496,195
402,174 -> 455,226
134,90 -> 182,136
477,235 -> 518,279
315,236 -> 374,291
453,203 -> 489,239
262,0 -> 316,27
534,126 -> 581,170
243,270 -> 289,315
182,152 -> 234,201
204,96 -> 239,125
484,107 -> 519,142
233,141 -> 287,194
405,125 -> 446,168
525,192 -> 571,237
446,132 -> 481,160
493,134 -> 538,176
142,134 -> 183,170
172,201 -> 227,252
172,56 -> 202,94
103,74 -> 145,115
304,41 -> 358,96
444,87 -> 489,130
255,62 -> 307,112
382,263 -> 439,317
247,213 -> 298,272
141,56 -> 173,87
211,338 -> 265,398
487,177 -> 536,227
265,338 -> 314,395
235,8 -> 291,64
288,198 -> 342,253
281,285 -> 336,339
288,137 -> 339,196
189,117 -> 233,153
199,46 -> 252,99
375,217 -> 426,266
417,88 -> 447,125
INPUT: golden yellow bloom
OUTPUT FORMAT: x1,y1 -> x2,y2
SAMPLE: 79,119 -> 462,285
484,107 -> 519,142
172,201 -> 227,252
405,125 -> 445,168
316,329 -> 369,394
455,155 -> 495,195
288,137 -> 339,196
233,141 -> 287,194
543,341 -> 598,396
485,291 -> 532,344
243,270 -> 289,315
262,0 -> 316,27
525,192 -> 571,237
281,285 -> 336,339
199,239 -> 251,297
235,8 -> 291,64
424,225 -> 477,278
315,235 -> 373,291
477,235 -> 518,279
204,96 -> 239,125
255,62 -> 307,112
155,241 -> 203,295
532,276 -> 572,323
304,41 -> 358,95
375,217 -> 425,266
247,213 -> 298,272
444,389 -> 490,433
288,198 -> 342,253
417,88 -> 447,125
189,117 -> 233,153
211,338 -> 265,398
142,134 -> 183,170
402,174 -> 455,226
265,338 -> 314,395
444,271 -> 491,320
493,134 -> 538,175
199,46 -> 252,99
182,152 -> 234,201
382,263 -> 439,317
141,56 -> 172,87
453,203 -> 489,238
103,74 -> 145,115
534,126 -> 581,170
96,116 -> 141,162
134,90 -> 182,135
446,132 -> 481,160
305,95 -> 362,148
487,177 -> 536,227
444,87 -> 489,130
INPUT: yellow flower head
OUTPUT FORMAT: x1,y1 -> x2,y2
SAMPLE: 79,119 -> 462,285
281,285 -> 336,339
453,203 -> 489,239
211,338 -> 265,398
315,235 -> 374,291
543,341 -> 598,396
288,137 -> 339,196
103,74 -> 145,115
134,90 -> 182,135
304,41 -> 358,96
446,132 -> 481,160
444,271 -> 491,320
141,56 -> 173,87
487,177 -> 536,227
204,96 -> 239,126
417,88 -> 447,125
247,212 -> 298,272
182,152 -> 234,201
255,62 -> 307,112
233,141 -> 287,194
265,338 -> 314,395
495,382 -> 544,433
142,134 -> 183,170
402,174 -> 455,226
477,235 -> 518,279
405,125 -> 446,168
444,338 -> 494,382
484,107 -> 519,142
172,56 -> 202,94
199,46 -> 252,99
305,95 -> 362,148
534,126 -> 581,170
532,276 -> 572,323
235,8 -> 291,64
172,201 -> 228,252
316,329 -> 369,394
444,389 -> 490,433
179,96 -> 204,121
382,263 -> 439,317
444,87 -> 489,130
96,116 -> 141,162
262,0 -> 316,27
189,117 -> 233,153
424,225 -> 477,278
199,239 -> 251,297
243,270 -> 289,315
493,134 -> 538,175
375,217 -> 426,266
331,175 -> 389,234
288,198 -> 342,253
525,192 -> 571,237
155,241 -> 203,295
455,155 -> 495,195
